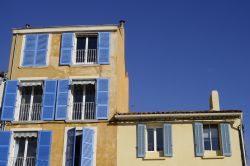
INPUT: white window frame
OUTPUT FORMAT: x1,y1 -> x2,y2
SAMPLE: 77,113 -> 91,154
19,34 -> 51,67
62,127 -> 97,166
203,124 -> 220,151
145,127 -> 163,152
15,82 -> 43,121
72,34 -> 98,65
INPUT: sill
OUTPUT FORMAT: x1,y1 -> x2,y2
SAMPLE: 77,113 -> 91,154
18,66 -> 49,69
143,156 -> 165,160
65,120 -> 100,123
12,121 -> 45,124
70,64 -> 100,67
202,156 -> 224,159
143,151 -> 165,160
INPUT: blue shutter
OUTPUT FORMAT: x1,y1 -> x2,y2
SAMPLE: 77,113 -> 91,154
96,78 -> 109,119
81,128 -> 95,166
35,34 -> 49,66
98,32 -> 110,64
1,80 -> 18,121
164,123 -> 173,157
60,33 -> 74,65
42,80 -> 57,120
137,124 -> 145,158
193,122 -> 204,157
66,128 -> 76,166
22,35 -> 37,66
36,131 -> 52,166
220,123 -> 232,156
0,131 -> 12,166
55,79 -> 69,120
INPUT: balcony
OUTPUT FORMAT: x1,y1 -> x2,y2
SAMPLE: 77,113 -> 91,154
10,157 -> 36,166
18,103 -> 42,121
75,49 -> 97,64
72,102 -> 95,120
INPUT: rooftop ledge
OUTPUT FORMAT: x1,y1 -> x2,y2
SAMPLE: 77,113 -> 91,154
114,110 -> 242,121
12,24 -> 119,34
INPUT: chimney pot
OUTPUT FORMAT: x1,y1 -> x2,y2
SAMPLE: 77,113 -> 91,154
119,20 -> 125,28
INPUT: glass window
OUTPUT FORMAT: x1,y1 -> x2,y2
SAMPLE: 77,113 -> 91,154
203,124 -> 220,151
147,127 -> 163,152
147,129 -> 154,151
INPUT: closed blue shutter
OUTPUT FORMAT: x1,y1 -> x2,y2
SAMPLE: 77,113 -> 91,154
81,128 -> 95,166
55,79 -> 69,120
60,33 -> 74,65
42,80 -> 57,120
98,32 -> 110,64
36,131 -> 52,166
137,124 -> 145,158
220,123 -> 232,156
22,35 -> 37,66
96,78 -> 109,119
164,123 -> 173,157
1,80 -> 18,121
0,131 -> 12,166
193,122 -> 204,157
66,128 -> 76,166
35,34 -> 49,66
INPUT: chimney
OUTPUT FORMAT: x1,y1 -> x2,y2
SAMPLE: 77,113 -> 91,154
210,90 -> 220,111
119,20 -> 125,28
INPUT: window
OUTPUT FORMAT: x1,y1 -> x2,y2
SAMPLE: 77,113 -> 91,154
64,128 -> 96,166
11,132 -> 38,166
146,128 -> 163,152
203,124 -> 220,151
75,35 -> 98,64
22,34 -> 49,67
69,80 -> 96,120
17,81 -> 43,121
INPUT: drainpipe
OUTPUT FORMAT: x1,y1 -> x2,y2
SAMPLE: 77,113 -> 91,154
239,115 -> 247,166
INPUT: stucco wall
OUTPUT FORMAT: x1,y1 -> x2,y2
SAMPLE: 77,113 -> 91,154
117,120 -> 243,166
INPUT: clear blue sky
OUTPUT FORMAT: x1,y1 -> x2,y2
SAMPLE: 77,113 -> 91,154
0,0 -> 249,163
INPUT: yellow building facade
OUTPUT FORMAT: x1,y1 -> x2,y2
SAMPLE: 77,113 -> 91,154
0,22 -> 247,166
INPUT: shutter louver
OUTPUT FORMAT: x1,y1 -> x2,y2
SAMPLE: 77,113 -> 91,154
98,32 -> 110,64
0,131 -> 12,166
36,131 -> 52,166
35,34 -> 49,66
137,124 -> 145,158
42,80 -> 57,120
55,79 -> 69,120
22,35 -> 37,66
60,33 -> 74,65
1,80 -> 18,121
66,128 -> 76,166
193,122 -> 204,157
220,123 -> 232,156
81,128 -> 95,166
96,78 -> 109,119
164,123 -> 173,157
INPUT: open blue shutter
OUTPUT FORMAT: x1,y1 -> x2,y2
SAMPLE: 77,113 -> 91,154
1,80 -> 18,121
98,32 -> 110,64
36,131 -> 52,166
220,123 -> 232,156
81,128 -> 95,166
137,124 -> 145,158
164,123 -> 173,157
0,131 -> 12,166
60,33 -> 74,65
193,122 -> 204,157
66,128 -> 76,166
42,80 -> 57,120
35,34 -> 49,66
55,79 -> 69,120
22,35 -> 37,66
96,78 -> 109,119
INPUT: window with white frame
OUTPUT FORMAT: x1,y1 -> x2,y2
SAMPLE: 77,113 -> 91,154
17,81 -> 43,121
74,35 -> 98,64
11,132 -> 38,166
203,124 -> 220,151
146,127 -> 163,152
69,80 -> 96,120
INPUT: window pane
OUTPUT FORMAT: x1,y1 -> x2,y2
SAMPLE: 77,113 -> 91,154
27,138 -> 37,157
21,87 -> 32,104
33,86 -> 43,103
211,125 -> 220,150
85,84 -> 95,102
77,37 -> 86,50
203,127 -> 211,150
156,128 -> 163,151
15,138 -> 26,157
88,37 -> 97,49
147,129 -> 154,151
